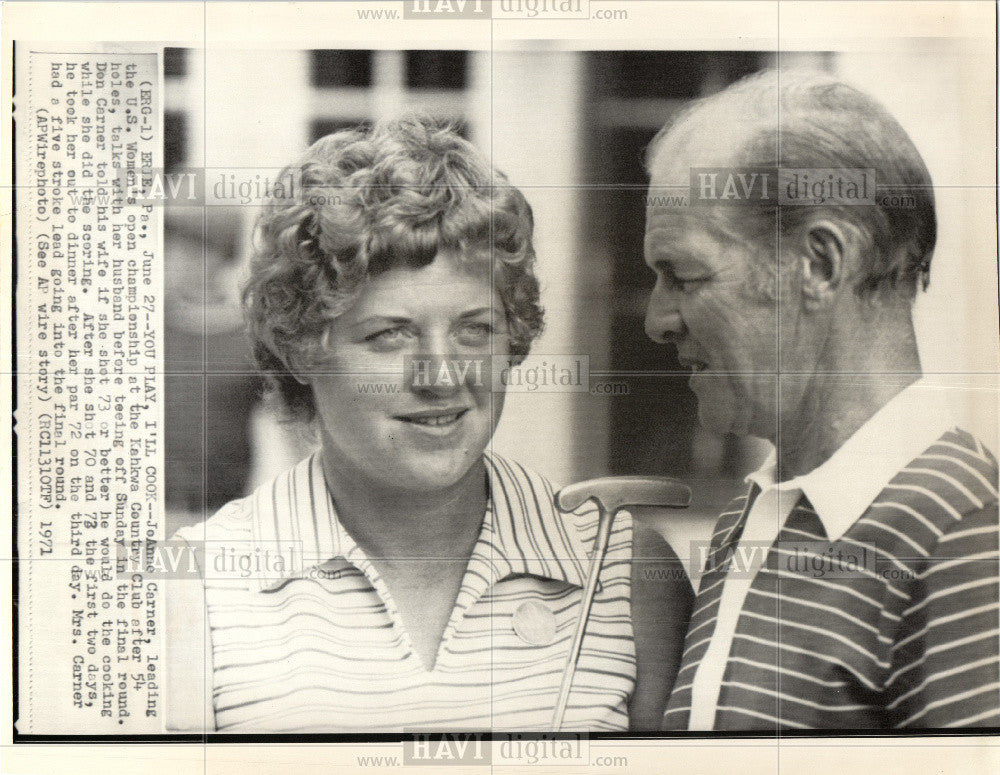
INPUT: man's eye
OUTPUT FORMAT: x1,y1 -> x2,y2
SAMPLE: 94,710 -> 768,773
663,268 -> 710,292
655,263 -> 710,293
675,277 -> 709,292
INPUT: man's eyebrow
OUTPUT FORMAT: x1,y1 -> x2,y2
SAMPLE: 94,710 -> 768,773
648,247 -> 689,265
652,254 -> 714,277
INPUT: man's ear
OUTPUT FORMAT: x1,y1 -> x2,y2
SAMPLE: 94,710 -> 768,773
798,218 -> 851,309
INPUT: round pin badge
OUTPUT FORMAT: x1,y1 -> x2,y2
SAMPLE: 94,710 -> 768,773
512,600 -> 557,646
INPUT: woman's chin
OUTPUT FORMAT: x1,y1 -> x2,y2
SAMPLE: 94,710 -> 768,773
383,449 -> 484,493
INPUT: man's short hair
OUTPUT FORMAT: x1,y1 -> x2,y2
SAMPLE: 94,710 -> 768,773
646,70 -> 936,298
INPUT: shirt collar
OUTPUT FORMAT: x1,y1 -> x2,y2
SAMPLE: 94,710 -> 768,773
746,377 -> 960,541
480,453 -> 591,589
248,452 -> 591,593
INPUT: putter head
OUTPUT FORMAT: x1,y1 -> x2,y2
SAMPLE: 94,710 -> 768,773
556,475 -> 692,515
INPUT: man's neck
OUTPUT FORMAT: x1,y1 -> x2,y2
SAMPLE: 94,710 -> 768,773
774,313 -> 922,481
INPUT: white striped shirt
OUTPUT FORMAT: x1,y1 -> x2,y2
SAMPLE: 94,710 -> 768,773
669,380 -> 1000,730
174,452 -> 636,732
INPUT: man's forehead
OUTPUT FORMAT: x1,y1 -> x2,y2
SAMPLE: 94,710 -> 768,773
643,207 -> 722,258
644,206 -> 704,234
647,120 -> 762,187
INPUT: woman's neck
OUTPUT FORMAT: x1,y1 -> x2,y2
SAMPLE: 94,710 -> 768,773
319,451 -> 489,563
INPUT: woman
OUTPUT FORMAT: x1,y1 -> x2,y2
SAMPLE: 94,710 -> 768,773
166,116 -> 692,732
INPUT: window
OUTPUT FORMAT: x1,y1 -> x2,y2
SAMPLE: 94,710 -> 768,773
405,50 -> 468,89
309,50 -> 373,88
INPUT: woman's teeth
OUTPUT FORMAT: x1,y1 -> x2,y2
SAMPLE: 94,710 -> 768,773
403,412 -> 462,426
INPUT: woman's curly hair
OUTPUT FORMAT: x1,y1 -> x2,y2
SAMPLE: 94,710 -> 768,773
243,116 -> 544,420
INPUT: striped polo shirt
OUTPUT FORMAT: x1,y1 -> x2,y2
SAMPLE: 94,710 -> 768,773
175,452 -> 636,732
666,385 -> 999,730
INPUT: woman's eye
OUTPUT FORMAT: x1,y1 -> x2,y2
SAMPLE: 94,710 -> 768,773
455,322 -> 495,345
365,327 -> 413,349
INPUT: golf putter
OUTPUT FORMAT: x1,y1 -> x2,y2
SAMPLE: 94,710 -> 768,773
550,476 -> 692,732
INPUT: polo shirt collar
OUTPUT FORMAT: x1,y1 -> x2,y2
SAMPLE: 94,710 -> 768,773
249,451 -> 591,593
746,377 -> 959,542
480,453 -> 591,589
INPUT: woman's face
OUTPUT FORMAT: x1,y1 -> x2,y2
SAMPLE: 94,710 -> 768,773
309,253 -> 510,494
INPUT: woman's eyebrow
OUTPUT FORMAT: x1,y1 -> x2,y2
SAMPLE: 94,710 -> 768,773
349,314 -> 412,329
458,306 -> 503,319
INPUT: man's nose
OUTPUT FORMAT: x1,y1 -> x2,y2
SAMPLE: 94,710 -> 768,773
644,290 -> 685,344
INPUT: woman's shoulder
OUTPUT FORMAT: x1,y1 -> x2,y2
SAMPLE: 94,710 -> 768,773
171,453 -> 318,544
483,450 -> 559,490
483,451 -> 632,555
483,451 -> 603,520
172,496 -> 253,545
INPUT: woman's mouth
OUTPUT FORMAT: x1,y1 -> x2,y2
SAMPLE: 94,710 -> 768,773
395,409 -> 469,428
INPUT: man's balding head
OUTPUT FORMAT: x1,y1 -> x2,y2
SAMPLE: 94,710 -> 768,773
646,70 -> 936,299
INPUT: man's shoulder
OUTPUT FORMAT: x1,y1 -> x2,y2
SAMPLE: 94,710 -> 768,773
889,426 -> 997,505
867,426 -> 998,535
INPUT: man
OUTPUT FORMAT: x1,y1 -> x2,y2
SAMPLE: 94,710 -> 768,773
643,70 -> 999,730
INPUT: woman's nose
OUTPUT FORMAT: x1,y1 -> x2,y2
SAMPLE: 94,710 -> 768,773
644,292 -> 685,344
408,356 -> 462,396
408,334 -> 465,396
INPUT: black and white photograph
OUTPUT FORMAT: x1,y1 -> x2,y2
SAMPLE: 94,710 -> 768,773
4,0 -> 999,771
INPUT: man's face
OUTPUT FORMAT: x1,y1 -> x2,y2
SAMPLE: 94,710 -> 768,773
643,186 -> 789,440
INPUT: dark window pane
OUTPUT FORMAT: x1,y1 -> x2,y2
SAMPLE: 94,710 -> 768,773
164,112 -> 186,172
163,372 -> 263,518
309,50 -> 373,87
164,47 -> 188,79
581,51 -> 778,481
593,51 -> 763,99
406,50 -> 467,89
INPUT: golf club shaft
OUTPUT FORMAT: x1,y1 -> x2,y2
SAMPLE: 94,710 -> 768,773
550,507 -> 618,731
